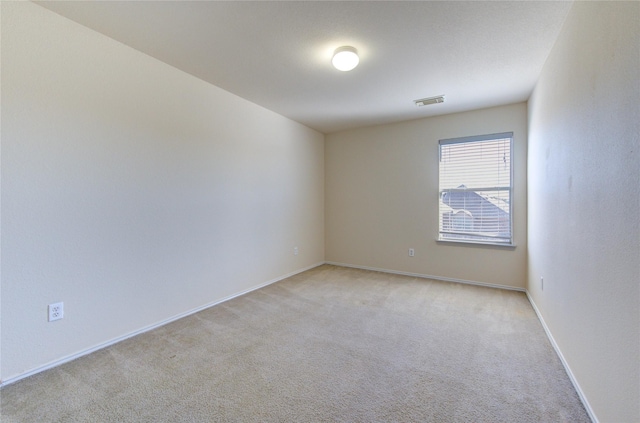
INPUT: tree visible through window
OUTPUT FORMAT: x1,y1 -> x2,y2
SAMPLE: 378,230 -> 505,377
438,132 -> 513,245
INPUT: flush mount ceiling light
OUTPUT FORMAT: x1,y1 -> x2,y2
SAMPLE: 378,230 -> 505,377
414,95 -> 445,106
332,46 -> 359,71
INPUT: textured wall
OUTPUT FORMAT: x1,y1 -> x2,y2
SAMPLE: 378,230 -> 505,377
325,103 -> 527,289
527,2 -> 640,422
1,2 -> 324,382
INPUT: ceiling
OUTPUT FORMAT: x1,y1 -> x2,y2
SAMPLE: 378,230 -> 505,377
36,1 -> 573,134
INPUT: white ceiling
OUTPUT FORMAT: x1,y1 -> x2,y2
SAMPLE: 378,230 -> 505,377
36,1 -> 573,134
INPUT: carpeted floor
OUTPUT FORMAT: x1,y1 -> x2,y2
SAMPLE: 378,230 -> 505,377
1,264 -> 590,422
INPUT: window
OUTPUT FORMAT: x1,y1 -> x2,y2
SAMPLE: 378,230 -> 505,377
438,132 -> 513,245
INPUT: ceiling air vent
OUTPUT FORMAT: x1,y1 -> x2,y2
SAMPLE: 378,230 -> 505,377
414,95 -> 445,107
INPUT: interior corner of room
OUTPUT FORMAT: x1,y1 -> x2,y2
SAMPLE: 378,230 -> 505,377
1,1 -> 638,422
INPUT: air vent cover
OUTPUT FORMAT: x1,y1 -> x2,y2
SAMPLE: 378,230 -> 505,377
414,95 -> 445,106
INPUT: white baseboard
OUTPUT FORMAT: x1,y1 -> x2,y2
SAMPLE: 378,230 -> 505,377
525,292 -> 598,423
325,261 -> 526,292
0,262 -> 324,388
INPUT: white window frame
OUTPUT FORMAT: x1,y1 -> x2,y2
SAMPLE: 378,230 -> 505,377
438,132 -> 514,247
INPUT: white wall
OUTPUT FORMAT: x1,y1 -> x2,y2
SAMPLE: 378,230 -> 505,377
527,2 -> 639,422
1,2 -> 324,382
326,103 -> 527,289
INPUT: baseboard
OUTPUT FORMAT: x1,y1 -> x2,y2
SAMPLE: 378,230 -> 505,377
325,261 -> 526,292
525,291 -> 598,423
0,262 -> 324,388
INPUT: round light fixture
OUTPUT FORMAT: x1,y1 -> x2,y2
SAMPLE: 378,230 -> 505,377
332,46 -> 359,71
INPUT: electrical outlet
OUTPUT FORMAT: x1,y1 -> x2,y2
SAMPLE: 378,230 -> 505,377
49,302 -> 64,322
541,277 -> 544,291
408,248 -> 415,257
293,246 -> 299,256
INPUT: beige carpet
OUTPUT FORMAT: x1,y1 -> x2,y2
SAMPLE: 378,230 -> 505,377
1,264 -> 589,422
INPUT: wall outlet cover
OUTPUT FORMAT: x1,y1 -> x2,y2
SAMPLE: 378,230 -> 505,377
49,302 -> 64,322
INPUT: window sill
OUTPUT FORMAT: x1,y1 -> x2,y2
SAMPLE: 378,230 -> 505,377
436,239 -> 516,249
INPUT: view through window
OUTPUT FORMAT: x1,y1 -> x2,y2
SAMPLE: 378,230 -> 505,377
438,133 -> 513,245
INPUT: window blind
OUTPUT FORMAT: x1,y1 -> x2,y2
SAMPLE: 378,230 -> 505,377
438,133 -> 513,245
